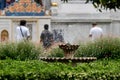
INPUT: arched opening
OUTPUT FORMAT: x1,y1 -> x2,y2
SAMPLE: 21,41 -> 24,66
1,30 -> 9,42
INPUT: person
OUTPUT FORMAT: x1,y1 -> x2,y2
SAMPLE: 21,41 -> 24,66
40,24 -> 53,49
89,22 -> 103,41
16,20 -> 30,42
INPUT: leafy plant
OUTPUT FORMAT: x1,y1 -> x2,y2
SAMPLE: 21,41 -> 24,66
75,37 -> 120,59
0,59 -> 120,79
86,0 -> 120,11
0,41 -> 42,60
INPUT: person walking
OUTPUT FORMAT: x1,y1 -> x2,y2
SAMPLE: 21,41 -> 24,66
16,20 -> 30,42
89,22 -> 103,41
40,24 -> 53,49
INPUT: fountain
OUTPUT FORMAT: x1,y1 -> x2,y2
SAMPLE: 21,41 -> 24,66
40,43 -> 97,64
59,43 -> 79,58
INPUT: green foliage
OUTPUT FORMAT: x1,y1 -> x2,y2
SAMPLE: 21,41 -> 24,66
0,41 -> 42,60
75,37 -> 120,59
48,47 -> 64,57
0,59 -> 120,79
63,0 -> 120,11
86,0 -> 120,11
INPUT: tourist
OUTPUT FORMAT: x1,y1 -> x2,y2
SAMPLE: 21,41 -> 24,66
16,20 -> 30,42
40,24 -> 53,49
89,22 -> 103,41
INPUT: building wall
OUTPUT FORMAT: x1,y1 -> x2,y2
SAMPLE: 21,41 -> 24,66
0,16 -> 120,44
0,16 -> 51,42
51,20 -> 112,44
50,0 -> 120,44
1,0 -> 120,44
0,19 -> 12,42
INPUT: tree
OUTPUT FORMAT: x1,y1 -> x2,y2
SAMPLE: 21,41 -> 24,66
62,0 -> 120,11
86,0 -> 120,11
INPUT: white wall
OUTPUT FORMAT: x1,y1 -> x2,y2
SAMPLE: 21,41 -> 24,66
51,21 -> 112,44
0,16 -> 51,42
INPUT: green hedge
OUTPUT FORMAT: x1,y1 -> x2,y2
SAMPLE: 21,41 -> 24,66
0,41 -> 42,60
75,37 -> 120,59
0,59 -> 120,80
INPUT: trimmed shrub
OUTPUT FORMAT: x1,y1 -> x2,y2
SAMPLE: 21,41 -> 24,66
0,42 -> 18,60
16,41 -> 42,60
0,59 -> 120,80
75,37 -> 120,59
0,41 -> 42,60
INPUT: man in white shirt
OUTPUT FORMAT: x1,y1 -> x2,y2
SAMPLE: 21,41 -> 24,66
89,22 -> 103,41
16,20 -> 30,42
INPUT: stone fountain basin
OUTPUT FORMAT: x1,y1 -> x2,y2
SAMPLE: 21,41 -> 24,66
39,57 -> 97,63
59,44 -> 79,51
40,44 -> 97,64
59,44 -> 79,58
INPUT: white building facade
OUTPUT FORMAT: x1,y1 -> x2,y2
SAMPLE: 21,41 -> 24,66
0,0 -> 120,44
